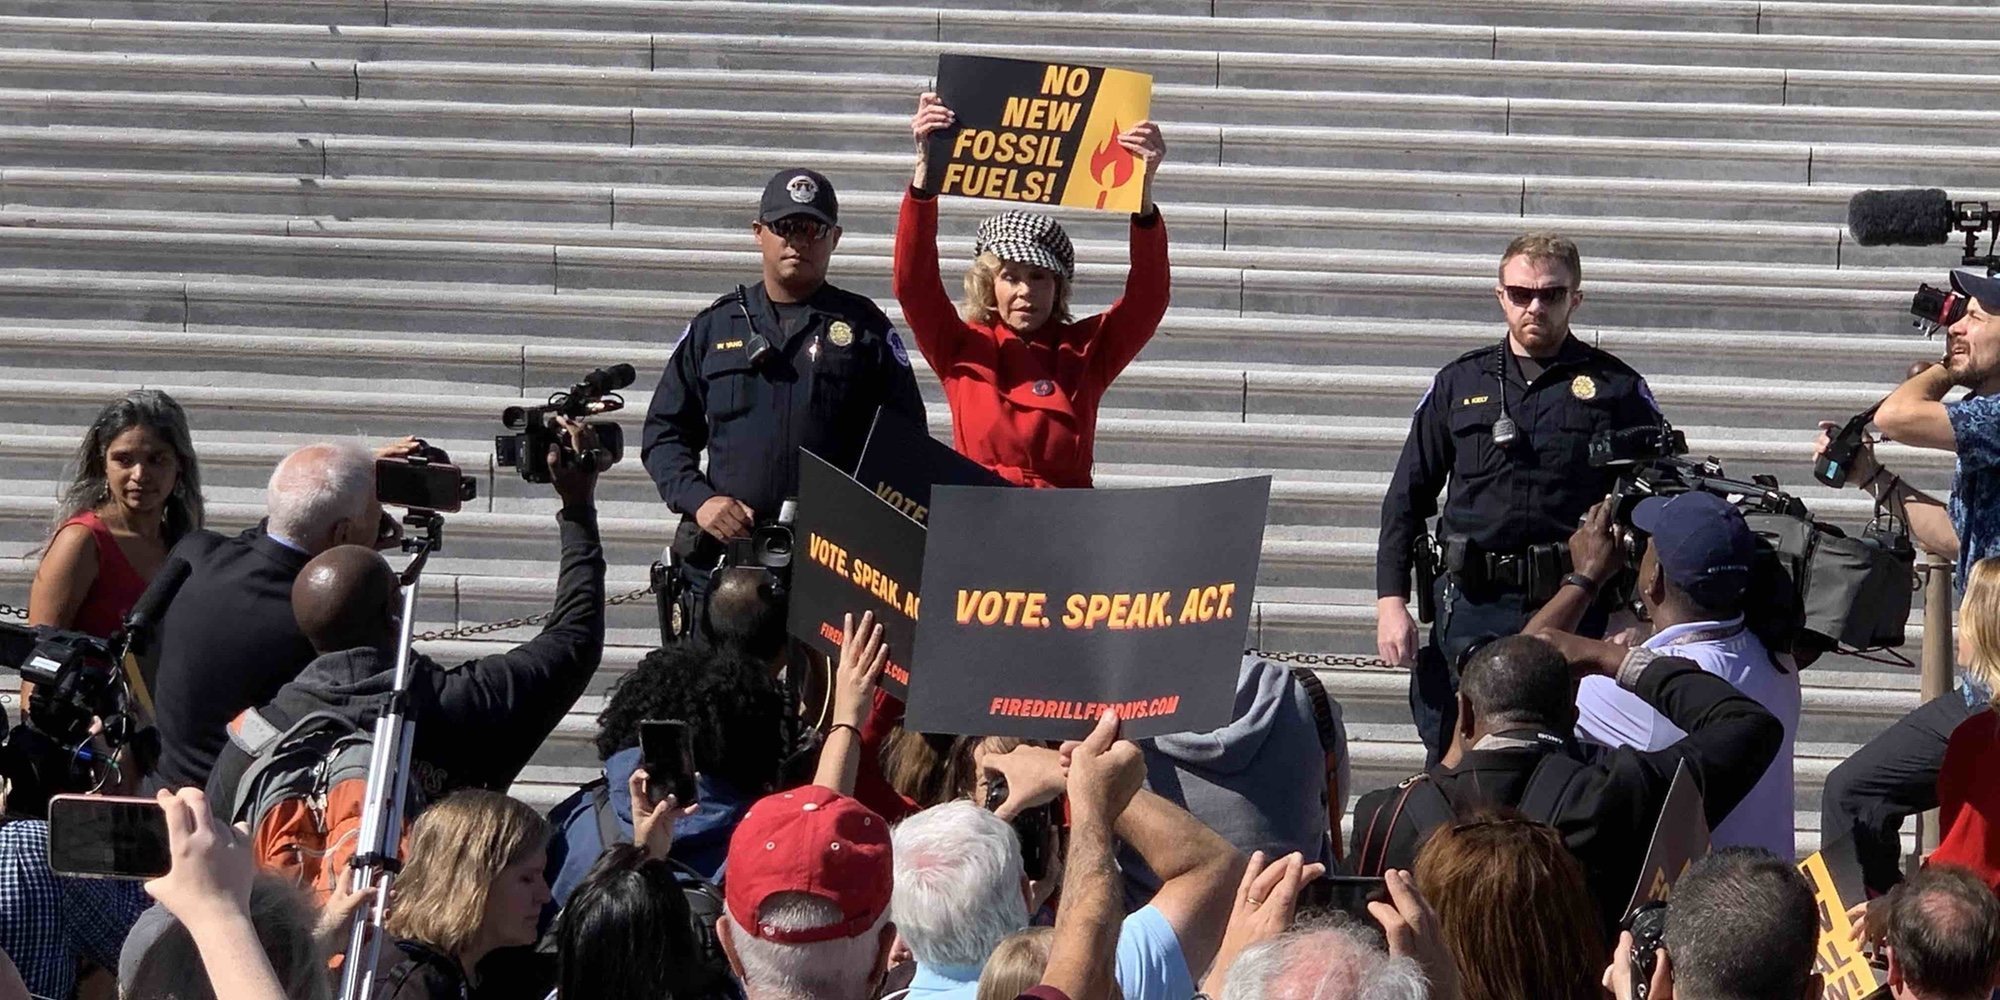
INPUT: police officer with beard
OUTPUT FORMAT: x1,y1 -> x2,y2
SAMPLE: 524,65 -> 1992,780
1376,233 -> 1664,765
643,169 -> 926,634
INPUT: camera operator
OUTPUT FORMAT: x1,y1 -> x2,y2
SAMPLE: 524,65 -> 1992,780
1378,234 -> 1665,764
148,438 -> 417,792
204,420 -> 605,810
1529,493 -> 1800,858
1815,269 -> 2000,894
642,168 -> 927,630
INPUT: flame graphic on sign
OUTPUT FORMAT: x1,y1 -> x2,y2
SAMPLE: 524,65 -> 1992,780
1090,123 -> 1138,209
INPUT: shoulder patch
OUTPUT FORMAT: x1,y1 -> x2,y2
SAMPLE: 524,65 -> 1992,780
887,326 -> 911,368
1635,376 -> 1661,414
668,322 -> 690,354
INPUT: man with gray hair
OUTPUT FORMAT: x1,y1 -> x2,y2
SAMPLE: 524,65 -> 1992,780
1220,922 -> 1428,1000
891,747 -> 1242,1000
1612,848 -> 1820,1000
149,439 -> 403,790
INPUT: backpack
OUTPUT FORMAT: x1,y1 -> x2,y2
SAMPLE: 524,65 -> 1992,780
221,707 -> 412,903
1351,749 -> 1588,876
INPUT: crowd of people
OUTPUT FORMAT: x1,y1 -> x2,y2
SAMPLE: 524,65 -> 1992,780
8,90 -> 2000,1000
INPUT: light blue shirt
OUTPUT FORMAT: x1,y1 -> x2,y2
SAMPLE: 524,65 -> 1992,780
1573,618 -> 1800,858
904,905 -> 1193,1000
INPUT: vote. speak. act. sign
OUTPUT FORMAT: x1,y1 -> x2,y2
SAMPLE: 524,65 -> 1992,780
924,54 -> 1154,214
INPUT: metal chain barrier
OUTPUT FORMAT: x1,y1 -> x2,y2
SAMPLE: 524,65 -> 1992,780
8,592 -> 1392,666
1246,648 -> 1393,670
412,583 -> 659,642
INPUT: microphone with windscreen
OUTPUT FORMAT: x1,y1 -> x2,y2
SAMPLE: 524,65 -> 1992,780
1847,188 -> 1956,247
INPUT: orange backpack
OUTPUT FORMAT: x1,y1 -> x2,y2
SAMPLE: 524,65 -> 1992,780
222,708 -> 412,901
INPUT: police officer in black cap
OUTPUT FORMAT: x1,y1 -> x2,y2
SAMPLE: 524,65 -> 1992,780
643,168 -> 926,633
1376,233 -> 1664,765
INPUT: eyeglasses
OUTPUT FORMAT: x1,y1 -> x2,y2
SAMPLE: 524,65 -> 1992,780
765,218 -> 833,243
1502,284 -> 1572,307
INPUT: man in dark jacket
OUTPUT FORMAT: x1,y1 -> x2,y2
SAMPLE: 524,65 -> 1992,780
1349,633 -> 1781,939
205,426 -> 606,810
149,440 -> 393,791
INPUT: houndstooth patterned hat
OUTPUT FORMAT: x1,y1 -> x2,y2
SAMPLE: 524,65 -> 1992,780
974,210 -> 1074,281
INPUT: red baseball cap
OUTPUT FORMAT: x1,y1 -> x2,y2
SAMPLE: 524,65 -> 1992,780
724,786 -> 893,944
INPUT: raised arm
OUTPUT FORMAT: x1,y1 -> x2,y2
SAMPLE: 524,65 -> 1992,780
1088,121 -> 1170,385
1117,789 -> 1245,980
813,612 -> 889,796
896,92 -> 974,365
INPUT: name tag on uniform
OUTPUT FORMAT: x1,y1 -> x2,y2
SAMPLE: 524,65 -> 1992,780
716,339 -> 744,351
1458,394 -> 1490,406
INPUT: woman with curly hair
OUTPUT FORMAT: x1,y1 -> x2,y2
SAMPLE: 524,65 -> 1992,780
894,91 -> 1170,488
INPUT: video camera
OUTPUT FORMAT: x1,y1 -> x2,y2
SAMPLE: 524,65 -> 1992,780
0,622 -> 151,815
1849,188 -> 2000,337
1589,420 -> 1912,666
374,440 -> 475,555
497,364 -> 631,484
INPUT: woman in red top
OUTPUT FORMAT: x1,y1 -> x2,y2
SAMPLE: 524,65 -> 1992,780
27,390 -> 205,700
1930,557 -> 2000,891
893,91 -> 1170,488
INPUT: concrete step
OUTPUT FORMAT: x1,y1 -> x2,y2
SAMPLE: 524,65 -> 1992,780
9,78 -> 2000,158
1,183 -> 1958,273
11,167 -> 1994,240
0,223 -> 1946,336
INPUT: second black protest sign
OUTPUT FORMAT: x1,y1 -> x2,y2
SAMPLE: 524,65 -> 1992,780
786,452 -> 927,697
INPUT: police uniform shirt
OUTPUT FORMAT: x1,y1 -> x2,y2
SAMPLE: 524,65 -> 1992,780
641,280 -> 926,520
1376,335 -> 1662,599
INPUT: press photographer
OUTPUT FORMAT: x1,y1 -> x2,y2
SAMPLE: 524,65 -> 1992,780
149,437 -> 421,792
206,416 -> 608,814
1814,236 -> 2000,892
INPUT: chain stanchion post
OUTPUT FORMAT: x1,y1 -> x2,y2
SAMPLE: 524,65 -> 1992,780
1915,552 -> 1955,868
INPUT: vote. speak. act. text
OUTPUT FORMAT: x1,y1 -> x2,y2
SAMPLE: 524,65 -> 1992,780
807,532 -> 921,618
955,585 -> 1238,630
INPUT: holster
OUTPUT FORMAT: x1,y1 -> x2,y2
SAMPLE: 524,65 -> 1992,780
1412,531 -> 1441,623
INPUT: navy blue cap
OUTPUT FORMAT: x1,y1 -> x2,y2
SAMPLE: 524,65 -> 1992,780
1629,492 -> 1755,605
1950,269 -> 2000,313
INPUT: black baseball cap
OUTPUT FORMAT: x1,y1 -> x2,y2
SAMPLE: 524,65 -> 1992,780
759,168 -> 838,227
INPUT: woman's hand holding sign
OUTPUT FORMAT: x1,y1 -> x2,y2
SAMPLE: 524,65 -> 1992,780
1118,120 -> 1165,216
911,92 -> 957,190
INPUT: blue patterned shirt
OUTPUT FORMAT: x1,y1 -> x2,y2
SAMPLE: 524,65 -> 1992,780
0,820 -> 148,1000
1946,392 -> 2000,592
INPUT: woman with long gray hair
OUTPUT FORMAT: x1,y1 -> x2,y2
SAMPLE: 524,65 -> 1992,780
29,389 -> 204,650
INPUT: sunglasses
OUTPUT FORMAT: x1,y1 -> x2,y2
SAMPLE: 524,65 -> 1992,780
765,218 -> 833,243
1502,284 -> 1572,307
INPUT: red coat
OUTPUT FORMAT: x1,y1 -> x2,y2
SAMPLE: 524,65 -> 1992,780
891,189 -> 1171,488
1933,705 -> 2000,892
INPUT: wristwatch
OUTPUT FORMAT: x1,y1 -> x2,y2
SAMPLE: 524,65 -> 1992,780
1560,572 -> 1599,595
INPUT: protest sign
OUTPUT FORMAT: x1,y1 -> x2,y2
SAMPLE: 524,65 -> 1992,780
923,53 -> 1154,213
906,476 -> 1270,740
1798,838 -> 1888,1000
853,409 -> 1008,527
786,452 -> 927,697
1623,762 -> 1709,919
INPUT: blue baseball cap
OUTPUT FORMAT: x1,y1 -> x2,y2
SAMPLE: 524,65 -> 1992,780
1629,492 -> 1754,605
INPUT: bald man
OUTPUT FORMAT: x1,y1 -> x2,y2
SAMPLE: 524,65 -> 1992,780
149,440 -> 405,791
206,431 -> 607,807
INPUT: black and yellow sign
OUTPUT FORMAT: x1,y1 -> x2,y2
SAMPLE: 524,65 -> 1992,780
923,54 -> 1154,213
853,409 -> 1008,528
1623,762 -> 1708,920
1798,840 -> 1887,1000
906,476 -> 1269,740
786,452 -> 928,698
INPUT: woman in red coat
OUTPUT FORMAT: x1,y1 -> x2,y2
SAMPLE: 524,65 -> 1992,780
893,91 -> 1170,488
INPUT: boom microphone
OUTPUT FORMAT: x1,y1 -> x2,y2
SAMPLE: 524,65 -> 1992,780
579,363 -> 636,395
1848,188 -> 1955,247
120,556 -> 190,657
